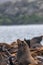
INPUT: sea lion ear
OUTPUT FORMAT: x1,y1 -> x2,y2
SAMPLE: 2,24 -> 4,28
17,39 -> 22,46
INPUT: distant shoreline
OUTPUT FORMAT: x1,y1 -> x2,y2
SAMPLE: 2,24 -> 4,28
0,24 -> 43,26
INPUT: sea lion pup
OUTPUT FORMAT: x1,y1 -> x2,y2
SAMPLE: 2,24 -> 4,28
31,35 -> 43,43
30,35 -> 43,48
17,39 -> 38,65
24,35 -> 43,48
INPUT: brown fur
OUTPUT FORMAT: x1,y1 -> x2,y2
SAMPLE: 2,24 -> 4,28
30,36 -> 43,48
0,43 -> 11,50
0,52 -> 10,65
9,42 -> 18,54
17,39 -> 38,65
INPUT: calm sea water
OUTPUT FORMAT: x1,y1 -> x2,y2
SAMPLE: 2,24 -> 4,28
0,25 -> 43,45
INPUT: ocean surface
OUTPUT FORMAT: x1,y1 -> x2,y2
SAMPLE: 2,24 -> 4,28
0,25 -> 43,45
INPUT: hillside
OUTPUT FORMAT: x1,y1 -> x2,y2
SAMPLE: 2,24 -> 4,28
0,0 -> 43,25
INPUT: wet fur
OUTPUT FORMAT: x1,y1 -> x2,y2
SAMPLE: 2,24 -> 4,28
17,39 -> 38,65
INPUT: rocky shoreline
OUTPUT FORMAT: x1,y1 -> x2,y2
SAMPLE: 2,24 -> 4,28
0,35 -> 43,65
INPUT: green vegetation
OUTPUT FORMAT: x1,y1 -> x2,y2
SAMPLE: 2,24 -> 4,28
0,14 -> 43,25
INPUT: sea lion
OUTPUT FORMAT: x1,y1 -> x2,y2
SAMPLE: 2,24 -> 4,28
17,39 -> 38,65
31,35 -> 43,43
24,35 -> 43,48
30,35 -> 43,48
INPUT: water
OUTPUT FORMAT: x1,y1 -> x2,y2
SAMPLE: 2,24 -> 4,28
0,25 -> 43,45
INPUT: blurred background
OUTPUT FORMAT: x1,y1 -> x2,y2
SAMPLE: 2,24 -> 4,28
0,0 -> 43,25
0,0 -> 43,44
